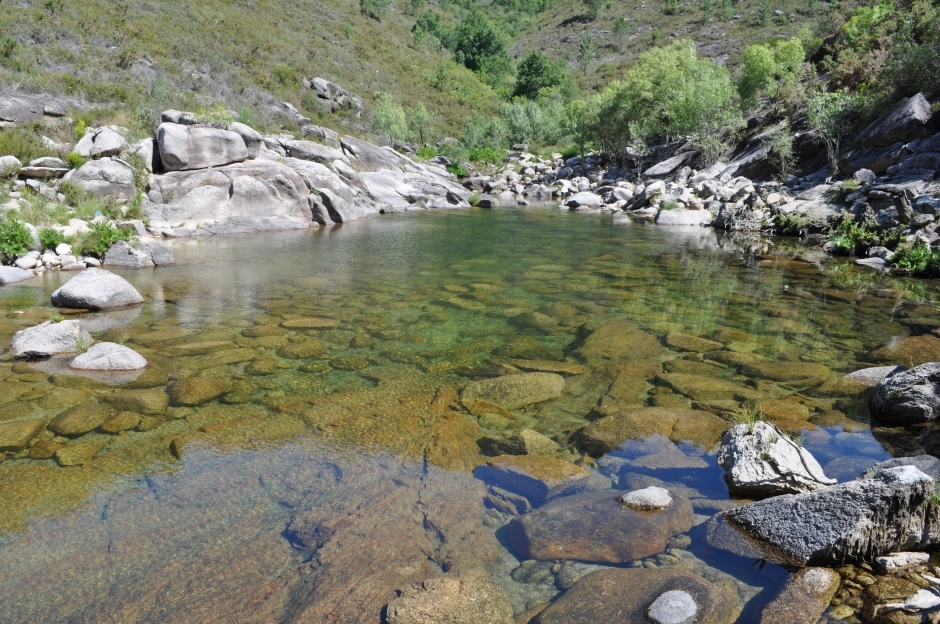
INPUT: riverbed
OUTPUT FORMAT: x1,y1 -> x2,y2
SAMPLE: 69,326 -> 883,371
1,206 -> 938,622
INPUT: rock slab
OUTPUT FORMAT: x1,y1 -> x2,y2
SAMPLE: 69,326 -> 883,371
461,372 -> 565,410
385,569 -> 513,624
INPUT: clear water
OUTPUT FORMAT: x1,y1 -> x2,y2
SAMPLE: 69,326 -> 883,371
0,207 -> 938,622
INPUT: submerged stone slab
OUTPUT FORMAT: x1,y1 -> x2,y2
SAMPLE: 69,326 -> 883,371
461,372 -> 565,410
580,407 -> 729,454
473,455 -> 598,506
385,569 -> 514,624
758,567 -> 841,624
533,568 -> 741,624
506,490 -> 693,563
0,419 -> 46,452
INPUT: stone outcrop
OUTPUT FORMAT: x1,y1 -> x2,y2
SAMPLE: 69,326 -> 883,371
717,422 -> 836,498
156,123 -> 251,171
724,464 -> 939,567
758,567 -> 841,624
68,159 -> 137,202
869,362 -> 940,423
854,93 -> 933,149
0,266 -> 36,284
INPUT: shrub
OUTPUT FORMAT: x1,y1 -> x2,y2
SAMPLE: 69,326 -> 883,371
774,212 -> 807,235
408,103 -> 434,146
0,126 -> 56,163
361,0 -> 391,20
73,222 -> 136,258
65,152 -> 88,170
805,82 -> 856,173
739,38 -> 805,105
577,35 -> 597,73
467,146 -> 504,163
0,217 -> 32,263
450,10 -> 509,74
415,146 -> 438,160
446,162 -> 469,176
613,16 -> 630,49
413,10 -> 447,47
468,192 -> 481,205
272,64 -> 297,87
193,104 -> 234,125
584,0 -> 603,19
38,227 -> 68,250
372,92 -> 408,146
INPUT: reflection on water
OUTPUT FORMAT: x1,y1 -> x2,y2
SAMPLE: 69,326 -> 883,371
0,208 -> 938,622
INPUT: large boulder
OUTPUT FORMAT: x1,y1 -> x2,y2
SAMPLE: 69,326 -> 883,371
11,320 -> 92,359
227,122 -> 261,159
342,135 -> 408,172
717,422 -> 836,498
0,155 -> 21,177
104,240 -> 155,268
854,93 -> 933,149
89,128 -> 127,158
312,188 -> 368,223
758,568 -> 841,624
70,342 -> 147,371
723,465 -> 939,567
385,569 -> 513,624
461,372 -> 565,410
656,208 -> 714,226
156,123 -> 250,171
358,169 -> 469,210
68,159 -> 137,202
505,489 -> 693,563
564,192 -> 603,208
839,143 -> 908,175
533,568 -> 741,624
0,266 -> 36,285
51,268 -> 145,310
285,140 -> 349,166
146,160 -> 311,226
869,362 -> 940,423
643,151 -> 695,177
0,95 -> 45,123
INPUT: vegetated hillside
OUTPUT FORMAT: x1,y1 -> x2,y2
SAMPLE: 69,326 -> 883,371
0,0 -> 501,136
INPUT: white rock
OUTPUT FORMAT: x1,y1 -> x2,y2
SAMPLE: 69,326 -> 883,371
564,191 -> 603,208
156,123 -> 249,171
875,551 -> 930,573
11,320 -> 92,358
51,268 -> 144,310
0,155 -> 22,176
0,266 -> 36,284
55,243 -> 72,255
845,366 -> 907,387
655,208 -> 713,226
620,486 -> 673,510
647,590 -> 698,624
88,128 -> 127,158
70,342 -> 147,371
14,256 -> 38,270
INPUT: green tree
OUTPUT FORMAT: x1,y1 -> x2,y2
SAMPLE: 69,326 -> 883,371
739,38 -> 805,105
805,83 -> 855,173
759,0 -> 772,25
613,16 -> 630,49
721,0 -> 733,19
413,10 -> 446,46
577,35 -> 596,72
703,0 -> 712,20
450,10 -> 508,73
584,0 -> 603,20
372,92 -> 408,145
513,51 -> 566,99
405,0 -> 425,16
564,97 -> 600,165
408,103 -> 433,145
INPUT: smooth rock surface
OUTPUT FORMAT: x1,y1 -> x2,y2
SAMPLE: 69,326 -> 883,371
473,455 -> 598,506
69,159 -> 137,202
758,567 -> 841,624
49,402 -> 111,436
51,268 -> 145,310
621,485 -> 673,510
0,419 -> 46,452
461,373 -> 565,410
70,342 -> 147,371
0,266 -> 36,285
648,590 -> 697,624
533,568 -> 741,624
717,422 -> 836,498
156,123 -> 250,171
11,320 -> 92,359
506,490 -> 693,563
581,407 -> 728,453
478,429 -> 559,456
103,241 -> 154,268
875,551 -> 930,573
168,378 -> 229,406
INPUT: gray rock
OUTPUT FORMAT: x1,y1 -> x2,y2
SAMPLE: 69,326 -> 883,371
43,101 -> 67,117
51,268 -> 145,310
855,93 -> 933,149
869,362 -> 940,423
717,422 -> 836,498
0,266 -> 35,284
874,551 -> 930,573
28,156 -> 67,168
656,208 -> 713,226
648,590 -> 697,624
853,168 -> 877,184
69,159 -> 137,202
0,95 -> 45,123
644,151 -> 695,177
11,320 -> 92,359
89,128 -> 127,158
723,465 -> 937,567
228,122 -> 261,158
135,240 -> 174,265
104,240 -> 154,268
861,455 -> 940,480
845,365 -> 907,386
621,486 -> 673,510
285,140 -> 349,166
479,429 -> 559,456
840,143 -> 907,175
313,188 -> 367,223
758,567 -> 841,624
341,135 -> 408,172
461,372 -> 565,410
156,123 -> 250,171
0,155 -> 21,176
13,256 -> 38,270
70,341 -> 147,371
564,192 -> 603,208
130,138 -> 159,173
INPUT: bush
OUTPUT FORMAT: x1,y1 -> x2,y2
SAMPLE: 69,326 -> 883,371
65,152 -> 88,170
413,10 -> 447,47
272,64 -> 297,87
0,126 -> 57,163
0,217 -> 33,263
446,162 -> 469,176
372,92 -> 408,146
361,0 -> 391,20
450,10 -> 509,74
38,227 -> 68,250
415,146 -> 438,160
73,222 -> 136,258
893,242 -> 939,275
467,146 -> 503,163
739,38 -> 805,105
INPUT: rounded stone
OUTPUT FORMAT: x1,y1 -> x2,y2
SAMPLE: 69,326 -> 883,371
621,486 -> 673,510
49,402 -> 111,437
70,342 -> 148,371
168,378 -> 229,406
648,590 -> 697,624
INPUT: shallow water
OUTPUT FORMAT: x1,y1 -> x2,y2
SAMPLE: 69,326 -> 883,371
1,207 -> 939,622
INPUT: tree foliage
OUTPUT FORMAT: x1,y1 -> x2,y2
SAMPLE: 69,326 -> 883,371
450,10 -> 508,74
804,82 -> 856,173
739,37 -> 805,104
372,92 -> 408,145
513,51 -> 566,99
577,35 -> 596,73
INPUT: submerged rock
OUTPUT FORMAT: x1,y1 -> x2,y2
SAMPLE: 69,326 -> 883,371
461,372 -> 565,410
168,378 -> 229,406
49,402 -> 111,437
717,422 -> 835,498
580,407 -> 728,454
51,268 -> 145,310
758,567 -> 841,624
473,455 -> 602,506
724,465 -> 938,567
0,419 -> 46,452
533,568 -> 741,624
869,362 -> 940,423
478,429 -> 559,456
506,489 -> 692,563
385,569 -> 513,624
11,320 -> 93,359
